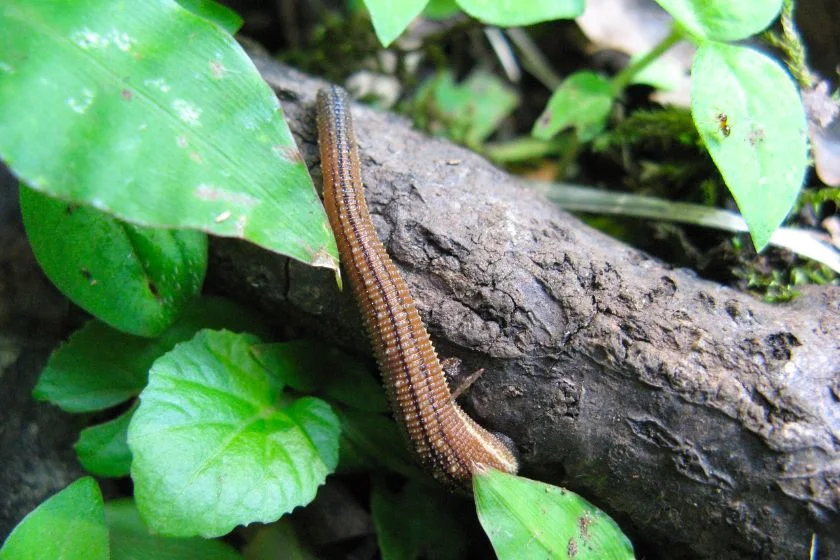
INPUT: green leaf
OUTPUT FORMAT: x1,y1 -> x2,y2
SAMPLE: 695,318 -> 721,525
456,0 -> 583,26
532,71 -> 612,142
654,0 -> 782,42
127,330 -> 340,537
76,402 -> 138,478
251,340 -> 388,412
474,470 -> 634,560
20,186 -> 207,337
0,0 -> 338,272
691,43 -> 808,251
0,478 -> 108,560
424,0 -> 461,20
416,70 -> 519,148
336,408 -> 420,480
372,477 -> 475,560
241,520 -> 319,560
363,0 -> 428,46
106,499 -> 242,560
34,296 -> 270,412
176,0 -> 244,33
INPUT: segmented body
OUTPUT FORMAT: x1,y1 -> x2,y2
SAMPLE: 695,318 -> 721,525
316,86 -> 518,489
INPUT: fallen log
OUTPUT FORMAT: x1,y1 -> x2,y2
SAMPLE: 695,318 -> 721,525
208,51 -> 840,560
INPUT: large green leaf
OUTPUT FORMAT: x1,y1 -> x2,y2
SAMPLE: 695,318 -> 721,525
127,330 -> 340,537
0,1 -> 337,271
106,499 -> 242,560
474,470 -> 634,560
655,0 -> 782,42
21,186 -> 207,337
0,478 -> 108,560
34,296 -> 270,412
456,0 -> 583,26
691,43 -> 808,251
363,0 -> 429,46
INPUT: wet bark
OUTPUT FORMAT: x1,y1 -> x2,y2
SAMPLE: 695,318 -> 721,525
208,51 -> 840,559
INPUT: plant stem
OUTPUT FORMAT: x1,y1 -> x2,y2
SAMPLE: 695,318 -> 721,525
610,27 -> 683,95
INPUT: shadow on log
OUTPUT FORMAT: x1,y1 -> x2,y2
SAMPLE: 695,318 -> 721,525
209,48 -> 840,559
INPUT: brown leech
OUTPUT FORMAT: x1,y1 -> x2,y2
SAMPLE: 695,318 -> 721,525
316,86 -> 519,490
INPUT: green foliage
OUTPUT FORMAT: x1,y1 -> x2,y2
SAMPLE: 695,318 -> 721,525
34,296 -> 269,412
362,0 -> 583,45
532,71 -> 612,142
0,0 -> 338,271
175,0 -> 244,33
732,250 -> 838,303
413,70 -> 518,148
474,470 -> 635,560
456,0 -> 583,26
21,186 -> 207,337
691,42 -> 807,251
0,478 -> 108,560
364,0 -> 428,46
127,330 -> 340,537
654,0 -> 782,41
372,478 -> 475,559
76,403 -> 138,477
106,499 -> 242,559
252,340 -> 389,413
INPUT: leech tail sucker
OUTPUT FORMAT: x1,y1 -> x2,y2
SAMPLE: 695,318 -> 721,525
316,85 -> 519,490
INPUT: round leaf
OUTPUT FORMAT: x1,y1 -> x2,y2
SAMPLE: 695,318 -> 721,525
532,71 -> 612,142
474,470 -> 634,560
0,0 -> 338,271
20,186 -> 207,337
0,478 -> 108,560
691,43 -> 808,251
654,0 -> 782,42
127,330 -> 340,537
456,0 -> 583,26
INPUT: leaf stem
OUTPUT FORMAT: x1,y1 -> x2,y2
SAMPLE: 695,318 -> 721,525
610,27 -> 683,95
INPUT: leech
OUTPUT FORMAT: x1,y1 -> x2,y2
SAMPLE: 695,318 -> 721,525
316,86 -> 519,490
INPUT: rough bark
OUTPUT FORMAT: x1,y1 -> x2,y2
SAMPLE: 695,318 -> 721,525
209,52 -> 840,559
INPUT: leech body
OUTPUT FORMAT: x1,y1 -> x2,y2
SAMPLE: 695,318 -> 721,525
316,86 -> 518,490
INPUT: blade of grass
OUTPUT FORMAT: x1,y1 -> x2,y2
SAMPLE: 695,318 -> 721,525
531,181 -> 840,273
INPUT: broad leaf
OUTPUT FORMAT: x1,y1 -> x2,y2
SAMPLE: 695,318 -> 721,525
34,296 -> 269,412
457,0 -> 583,26
127,330 -> 340,537
655,0 -> 782,42
474,470 -> 634,560
21,186 -> 207,337
532,71 -> 612,142
0,0 -> 338,271
106,499 -> 242,560
0,478 -> 108,560
76,402 -> 138,477
363,0 -> 428,46
691,43 -> 808,251
176,0 -> 244,33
